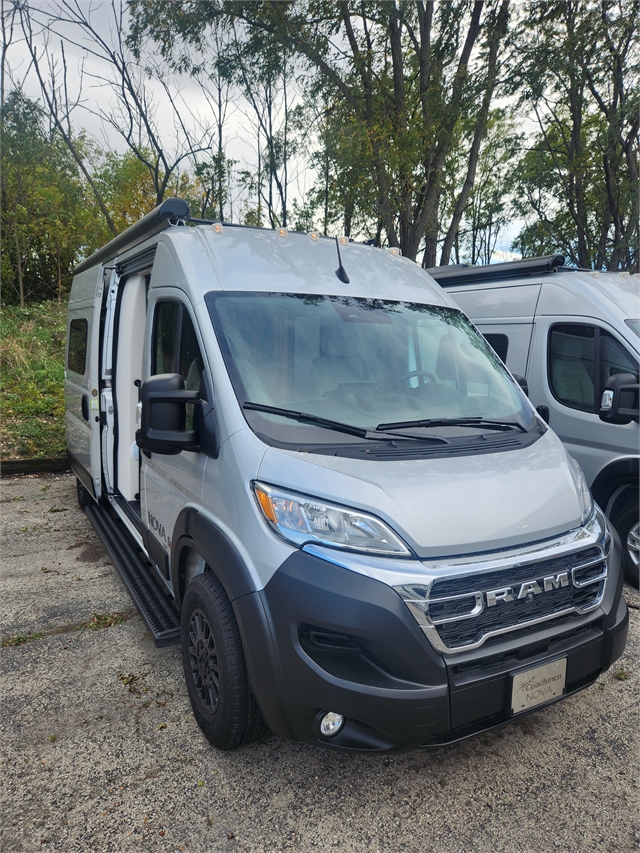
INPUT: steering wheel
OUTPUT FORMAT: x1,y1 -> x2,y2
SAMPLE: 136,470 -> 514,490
393,370 -> 437,388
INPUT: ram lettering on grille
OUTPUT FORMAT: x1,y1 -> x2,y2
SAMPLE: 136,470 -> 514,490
485,571 -> 570,606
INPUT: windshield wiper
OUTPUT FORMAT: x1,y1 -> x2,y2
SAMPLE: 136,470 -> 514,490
244,402 -> 369,438
376,416 -> 527,433
243,403 -> 449,443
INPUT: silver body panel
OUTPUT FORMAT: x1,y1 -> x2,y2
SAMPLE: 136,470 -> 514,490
64,265 -> 105,499
66,225 -> 609,597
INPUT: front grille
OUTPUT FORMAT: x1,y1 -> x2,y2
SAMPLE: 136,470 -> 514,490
449,620 -> 604,679
428,545 -> 606,652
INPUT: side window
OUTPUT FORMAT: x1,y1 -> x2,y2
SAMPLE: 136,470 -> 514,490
483,333 -> 509,364
600,332 -> 639,387
179,312 -> 204,394
549,324 -> 638,413
67,318 -> 88,375
549,325 -> 595,412
152,302 -> 204,429
153,302 -> 181,375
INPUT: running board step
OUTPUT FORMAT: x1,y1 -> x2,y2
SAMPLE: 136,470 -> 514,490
85,504 -> 181,647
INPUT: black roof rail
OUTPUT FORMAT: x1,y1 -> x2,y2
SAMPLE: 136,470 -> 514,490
427,254 -> 566,286
74,198 -> 190,275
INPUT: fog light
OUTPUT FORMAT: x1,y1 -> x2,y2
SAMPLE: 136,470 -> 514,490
319,712 -> 344,738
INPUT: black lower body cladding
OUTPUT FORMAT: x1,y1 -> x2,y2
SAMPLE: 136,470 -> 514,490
232,546 -> 628,753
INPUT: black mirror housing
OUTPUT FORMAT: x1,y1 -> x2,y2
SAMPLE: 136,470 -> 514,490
599,372 -> 639,424
513,374 -> 529,397
136,373 -> 200,454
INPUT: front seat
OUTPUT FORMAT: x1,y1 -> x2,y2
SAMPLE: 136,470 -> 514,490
308,327 -> 369,397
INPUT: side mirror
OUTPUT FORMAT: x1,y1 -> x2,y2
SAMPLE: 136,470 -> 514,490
513,374 -> 529,397
536,405 -> 550,424
136,373 -> 200,454
599,372 -> 639,424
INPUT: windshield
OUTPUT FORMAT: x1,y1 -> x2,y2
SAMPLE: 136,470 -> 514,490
206,292 -> 534,445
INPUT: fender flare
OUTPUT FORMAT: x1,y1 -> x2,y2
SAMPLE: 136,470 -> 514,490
171,506 -> 256,609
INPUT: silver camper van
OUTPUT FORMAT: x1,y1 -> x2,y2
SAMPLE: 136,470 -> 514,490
430,257 -> 639,588
65,207 -> 628,752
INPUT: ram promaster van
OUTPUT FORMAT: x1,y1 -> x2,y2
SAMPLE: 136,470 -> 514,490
429,257 -> 639,589
66,202 -> 628,753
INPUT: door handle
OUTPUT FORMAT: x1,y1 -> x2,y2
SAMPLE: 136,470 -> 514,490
81,394 -> 89,421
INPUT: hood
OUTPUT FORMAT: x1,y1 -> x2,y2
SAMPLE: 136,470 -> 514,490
257,430 -> 583,559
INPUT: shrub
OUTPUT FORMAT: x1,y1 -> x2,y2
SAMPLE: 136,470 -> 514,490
1,301 -> 67,458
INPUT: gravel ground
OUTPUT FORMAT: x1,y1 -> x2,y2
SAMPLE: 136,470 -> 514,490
1,472 -> 638,853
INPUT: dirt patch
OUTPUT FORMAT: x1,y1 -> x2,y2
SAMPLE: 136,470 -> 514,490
1,473 -> 638,853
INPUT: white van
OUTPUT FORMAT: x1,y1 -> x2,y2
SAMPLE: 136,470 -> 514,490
65,204 -> 628,752
429,257 -> 639,588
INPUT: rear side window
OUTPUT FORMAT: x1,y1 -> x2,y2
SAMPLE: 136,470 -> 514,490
483,333 -> 509,364
67,319 -> 88,375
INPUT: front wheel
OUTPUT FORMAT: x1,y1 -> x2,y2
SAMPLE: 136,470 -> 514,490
181,571 -> 266,749
612,497 -> 639,588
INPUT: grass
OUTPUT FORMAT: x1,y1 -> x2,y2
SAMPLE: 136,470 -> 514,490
1,611 -> 133,647
1,301 -> 67,459
2,630 -> 47,647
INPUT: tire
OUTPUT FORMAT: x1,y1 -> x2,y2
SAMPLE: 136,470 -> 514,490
76,477 -> 93,509
612,497 -> 640,588
180,571 -> 266,749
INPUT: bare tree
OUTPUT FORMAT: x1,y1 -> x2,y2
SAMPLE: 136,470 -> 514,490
1,0 -> 18,111
48,0 -> 215,206
16,1 -> 118,234
225,24 -> 302,229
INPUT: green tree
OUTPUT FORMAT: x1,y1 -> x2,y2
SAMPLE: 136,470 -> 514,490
441,110 -> 520,264
308,96 -> 379,238
1,90 -> 94,305
128,0 -> 512,264
92,150 -> 159,239
509,0 -> 639,270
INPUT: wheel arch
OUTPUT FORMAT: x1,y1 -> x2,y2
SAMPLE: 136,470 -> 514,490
171,507 -> 257,609
590,457 -> 638,517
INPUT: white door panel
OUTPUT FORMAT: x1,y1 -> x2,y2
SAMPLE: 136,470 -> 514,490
528,315 -> 639,487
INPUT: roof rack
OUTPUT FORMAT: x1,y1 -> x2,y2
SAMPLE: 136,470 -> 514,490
74,198 -> 190,275
427,254 -> 566,286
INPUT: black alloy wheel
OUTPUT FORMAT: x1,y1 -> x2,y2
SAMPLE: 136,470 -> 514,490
187,608 -> 220,713
180,571 -> 267,749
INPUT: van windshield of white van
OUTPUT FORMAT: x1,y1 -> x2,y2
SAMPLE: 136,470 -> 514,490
206,293 -> 535,448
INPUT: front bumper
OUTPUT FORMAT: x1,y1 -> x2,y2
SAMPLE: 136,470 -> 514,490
233,535 -> 628,753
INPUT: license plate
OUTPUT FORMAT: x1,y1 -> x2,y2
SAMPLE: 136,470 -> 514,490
511,658 -> 567,714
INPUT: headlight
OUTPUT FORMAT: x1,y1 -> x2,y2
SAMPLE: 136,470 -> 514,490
252,482 -> 411,556
567,455 -> 594,524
